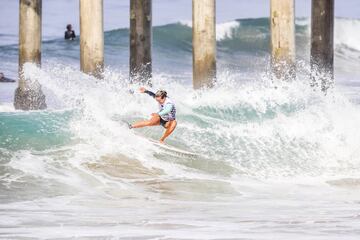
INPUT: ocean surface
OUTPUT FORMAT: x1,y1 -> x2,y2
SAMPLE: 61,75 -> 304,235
1,1 -> 360,239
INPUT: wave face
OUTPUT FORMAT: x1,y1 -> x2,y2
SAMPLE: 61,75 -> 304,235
2,63 -> 360,185
1,17 -> 360,239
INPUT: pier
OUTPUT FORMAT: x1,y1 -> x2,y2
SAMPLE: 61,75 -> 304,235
192,0 -> 216,89
15,0 -> 46,110
311,0 -> 334,91
79,0 -> 104,79
270,0 -> 296,80
13,0 -> 335,110
130,0 -> 152,84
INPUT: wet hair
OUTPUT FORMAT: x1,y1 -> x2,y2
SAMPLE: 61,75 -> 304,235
155,90 -> 167,99
66,24 -> 72,31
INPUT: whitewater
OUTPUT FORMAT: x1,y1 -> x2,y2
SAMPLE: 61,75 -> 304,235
1,2 -> 360,239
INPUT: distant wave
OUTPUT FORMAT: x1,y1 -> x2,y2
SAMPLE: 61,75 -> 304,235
104,17 -> 360,55
1,17 -> 359,56
0,17 -> 359,84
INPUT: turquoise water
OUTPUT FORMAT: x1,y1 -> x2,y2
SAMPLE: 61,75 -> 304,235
0,111 -> 73,151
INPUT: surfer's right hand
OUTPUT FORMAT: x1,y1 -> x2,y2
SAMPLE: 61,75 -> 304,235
139,87 -> 146,93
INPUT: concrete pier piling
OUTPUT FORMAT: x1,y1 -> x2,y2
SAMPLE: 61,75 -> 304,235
192,0 -> 216,89
311,0 -> 334,91
14,0 -> 46,110
80,0 -> 104,78
270,0 -> 295,80
130,0 -> 152,84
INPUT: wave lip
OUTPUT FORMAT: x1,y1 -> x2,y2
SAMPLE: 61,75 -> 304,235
0,103 -> 15,112
335,18 -> 360,51
179,20 -> 240,41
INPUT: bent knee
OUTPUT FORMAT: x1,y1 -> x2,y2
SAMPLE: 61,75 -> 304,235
149,117 -> 160,125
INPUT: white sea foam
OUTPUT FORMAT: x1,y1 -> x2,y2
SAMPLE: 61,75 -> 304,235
13,63 -> 360,181
179,20 -> 240,41
0,103 -> 15,112
335,18 -> 360,51
216,21 -> 240,41
2,57 -> 360,239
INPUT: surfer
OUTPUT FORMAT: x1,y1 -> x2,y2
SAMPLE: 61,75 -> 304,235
127,87 -> 177,144
64,24 -> 76,40
0,72 -> 15,83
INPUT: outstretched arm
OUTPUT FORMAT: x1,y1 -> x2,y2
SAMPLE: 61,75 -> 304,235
139,87 -> 155,98
144,90 -> 155,98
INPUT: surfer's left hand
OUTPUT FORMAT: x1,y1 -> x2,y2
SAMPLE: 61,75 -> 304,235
139,87 -> 146,93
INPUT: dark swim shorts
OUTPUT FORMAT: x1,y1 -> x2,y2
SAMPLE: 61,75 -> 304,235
160,118 -> 168,128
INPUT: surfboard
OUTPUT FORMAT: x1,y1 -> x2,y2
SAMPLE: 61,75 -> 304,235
120,119 -> 199,157
147,138 -> 199,157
